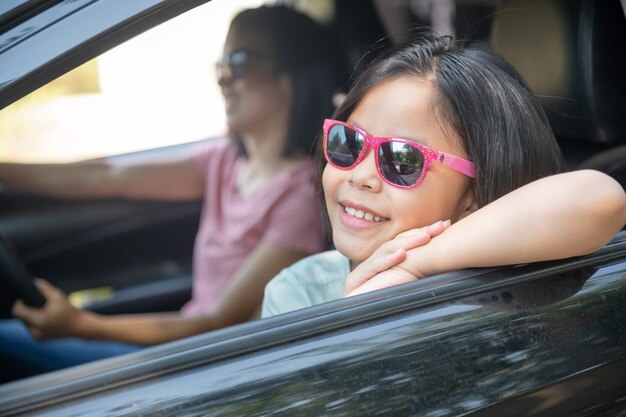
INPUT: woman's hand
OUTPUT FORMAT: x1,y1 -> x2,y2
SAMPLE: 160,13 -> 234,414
11,279 -> 85,340
344,220 -> 450,297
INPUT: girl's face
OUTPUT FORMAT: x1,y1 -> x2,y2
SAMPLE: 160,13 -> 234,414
219,25 -> 291,135
322,76 -> 476,265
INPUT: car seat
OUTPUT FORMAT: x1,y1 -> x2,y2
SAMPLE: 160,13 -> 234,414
489,0 -> 626,189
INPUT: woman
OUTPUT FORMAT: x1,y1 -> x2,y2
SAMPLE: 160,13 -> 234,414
0,5 -> 340,381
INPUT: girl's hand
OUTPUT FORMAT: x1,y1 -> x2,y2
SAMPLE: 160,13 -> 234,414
345,266 -> 420,297
344,220 -> 450,297
11,279 -> 84,340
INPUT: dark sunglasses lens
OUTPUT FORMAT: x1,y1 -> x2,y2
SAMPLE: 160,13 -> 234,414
326,124 -> 363,168
228,51 -> 248,78
216,51 -> 248,80
378,142 -> 424,186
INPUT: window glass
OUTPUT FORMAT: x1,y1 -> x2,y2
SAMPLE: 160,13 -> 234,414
0,0 -> 272,163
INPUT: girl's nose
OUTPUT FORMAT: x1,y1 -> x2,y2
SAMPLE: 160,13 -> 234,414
347,150 -> 382,192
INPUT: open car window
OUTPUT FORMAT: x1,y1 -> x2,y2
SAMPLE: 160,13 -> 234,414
0,0 -> 268,163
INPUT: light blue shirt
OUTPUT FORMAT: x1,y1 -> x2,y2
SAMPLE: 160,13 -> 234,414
261,250 -> 350,318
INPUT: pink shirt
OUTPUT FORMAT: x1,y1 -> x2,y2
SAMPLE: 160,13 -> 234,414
181,138 -> 325,316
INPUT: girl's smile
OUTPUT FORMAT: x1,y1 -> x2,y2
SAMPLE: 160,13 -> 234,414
339,200 -> 389,229
323,76 -> 477,265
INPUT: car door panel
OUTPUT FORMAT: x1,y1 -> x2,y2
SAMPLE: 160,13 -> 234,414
2,243 -> 625,416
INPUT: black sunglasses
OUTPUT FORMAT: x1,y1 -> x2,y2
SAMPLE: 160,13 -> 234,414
215,50 -> 274,81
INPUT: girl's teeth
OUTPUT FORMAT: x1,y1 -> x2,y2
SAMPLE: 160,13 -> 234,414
344,206 -> 382,222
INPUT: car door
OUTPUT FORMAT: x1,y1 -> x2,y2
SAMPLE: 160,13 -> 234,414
1,234 -> 625,416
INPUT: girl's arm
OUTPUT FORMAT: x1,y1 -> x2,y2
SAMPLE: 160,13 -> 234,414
0,153 -> 203,201
12,242 -> 311,345
346,170 -> 626,296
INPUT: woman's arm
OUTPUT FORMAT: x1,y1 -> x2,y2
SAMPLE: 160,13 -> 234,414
346,170 -> 626,296
12,242 -> 311,345
0,153 -> 204,201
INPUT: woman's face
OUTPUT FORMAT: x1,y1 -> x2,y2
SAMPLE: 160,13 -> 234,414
322,76 -> 476,265
219,25 -> 291,135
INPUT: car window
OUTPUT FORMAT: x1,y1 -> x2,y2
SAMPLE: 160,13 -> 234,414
0,0 -> 276,163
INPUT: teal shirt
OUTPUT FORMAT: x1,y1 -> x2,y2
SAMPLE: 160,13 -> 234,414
261,250 -> 350,318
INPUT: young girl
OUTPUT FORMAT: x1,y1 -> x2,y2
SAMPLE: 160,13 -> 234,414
261,35 -> 626,317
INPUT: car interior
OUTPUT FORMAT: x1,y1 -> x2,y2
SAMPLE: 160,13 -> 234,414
0,0 -> 625,325
491,0 -> 626,179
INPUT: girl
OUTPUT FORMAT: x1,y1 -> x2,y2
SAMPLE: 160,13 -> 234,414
262,35 -> 626,317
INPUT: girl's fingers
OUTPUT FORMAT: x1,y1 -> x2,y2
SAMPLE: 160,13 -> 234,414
344,220 -> 451,297
347,267 -> 418,297
344,248 -> 407,296
361,247 -> 407,277
395,227 -> 427,239
436,219 -> 452,234
388,222 -> 445,253
386,230 -> 432,253
395,220 -> 450,240
430,219 -> 451,235
362,231 -> 428,264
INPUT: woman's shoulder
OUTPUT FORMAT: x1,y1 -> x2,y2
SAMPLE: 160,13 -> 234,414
191,137 -> 235,159
271,157 -> 319,202
190,137 -> 240,177
281,157 -> 317,184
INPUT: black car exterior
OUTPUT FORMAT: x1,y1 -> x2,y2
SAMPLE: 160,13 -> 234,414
1,235 -> 626,416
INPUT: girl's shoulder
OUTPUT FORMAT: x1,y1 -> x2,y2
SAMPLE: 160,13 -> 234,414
265,249 -> 349,294
284,250 -> 349,282
262,250 -> 349,318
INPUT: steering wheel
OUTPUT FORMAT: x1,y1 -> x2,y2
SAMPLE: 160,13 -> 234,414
0,233 -> 46,318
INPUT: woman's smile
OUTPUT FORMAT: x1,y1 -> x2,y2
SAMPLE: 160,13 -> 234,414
222,92 -> 239,113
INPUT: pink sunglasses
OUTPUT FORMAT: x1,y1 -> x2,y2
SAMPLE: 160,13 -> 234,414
323,119 -> 476,189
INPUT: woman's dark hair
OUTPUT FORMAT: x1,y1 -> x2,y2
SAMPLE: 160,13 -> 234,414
323,34 -> 564,208
230,6 -> 343,157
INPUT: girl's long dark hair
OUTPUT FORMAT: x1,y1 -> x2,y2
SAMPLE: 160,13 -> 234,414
323,34 -> 564,208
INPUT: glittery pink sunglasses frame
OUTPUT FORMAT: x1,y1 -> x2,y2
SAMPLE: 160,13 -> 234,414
323,119 -> 476,189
